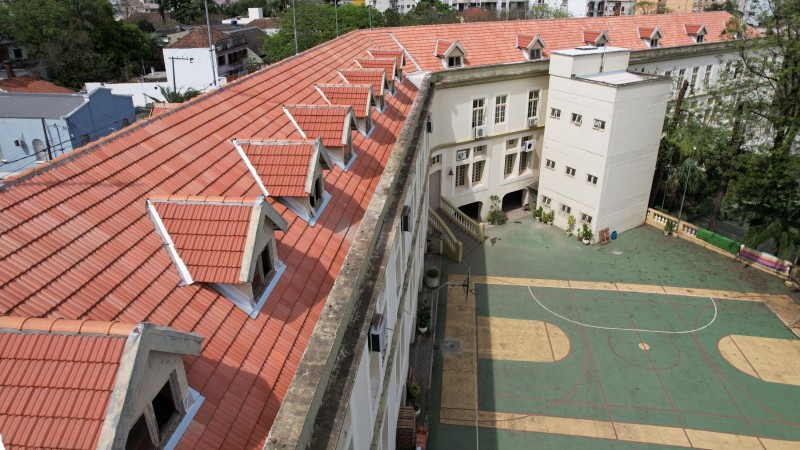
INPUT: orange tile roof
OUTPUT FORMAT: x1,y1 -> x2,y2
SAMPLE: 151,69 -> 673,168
638,27 -> 658,38
516,34 -> 536,49
338,69 -> 386,96
170,26 -> 231,49
434,39 -> 456,57
355,58 -> 396,78
149,196 -> 260,285
0,11 -> 737,449
150,102 -> 181,118
583,29 -> 607,43
367,49 -> 405,67
0,317 -> 135,449
685,23 -> 705,34
362,12 -> 735,71
237,140 -> 317,197
316,84 -> 372,118
284,105 -> 352,148
0,76 -> 74,94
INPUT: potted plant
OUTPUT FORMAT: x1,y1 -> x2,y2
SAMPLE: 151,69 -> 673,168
534,206 -> 543,222
417,306 -> 430,334
407,381 -> 421,416
566,214 -> 576,236
544,211 -> 555,225
579,223 -> 593,245
487,195 -> 508,225
425,268 -> 439,288
663,220 -> 675,236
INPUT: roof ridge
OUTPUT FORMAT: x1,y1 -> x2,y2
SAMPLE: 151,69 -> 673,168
148,194 -> 262,205
0,316 -> 137,337
238,139 -> 317,146
284,104 -> 351,110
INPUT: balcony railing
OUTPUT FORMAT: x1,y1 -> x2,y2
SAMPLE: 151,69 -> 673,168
440,196 -> 485,242
428,208 -> 462,263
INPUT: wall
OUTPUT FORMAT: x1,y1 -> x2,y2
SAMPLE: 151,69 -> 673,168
429,75 -> 548,216
0,117 -> 69,176
163,47 -> 223,93
86,81 -> 169,107
68,88 -> 136,147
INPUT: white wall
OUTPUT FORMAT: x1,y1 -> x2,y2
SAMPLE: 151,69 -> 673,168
163,47 -> 224,93
0,118 -> 71,177
86,82 -> 169,107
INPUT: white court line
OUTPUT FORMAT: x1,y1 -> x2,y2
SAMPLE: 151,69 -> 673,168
527,286 -> 717,334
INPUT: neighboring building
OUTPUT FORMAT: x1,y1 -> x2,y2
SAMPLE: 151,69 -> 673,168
0,39 -> 47,80
164,26 -> 253,91
0,317 -> 202,449
0,11 -> 743,450
657,0 -> 738,12
0,75 -> 74,94
0,87 -> 135,179
441,0 -> 635,16
373,0 -> 420,13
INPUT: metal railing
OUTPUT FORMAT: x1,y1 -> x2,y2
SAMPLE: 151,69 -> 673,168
439,197 -> 485,242
428,208 -> 462,263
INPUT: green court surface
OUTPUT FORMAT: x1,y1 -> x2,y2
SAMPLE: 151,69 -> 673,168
428,218 -> 800,449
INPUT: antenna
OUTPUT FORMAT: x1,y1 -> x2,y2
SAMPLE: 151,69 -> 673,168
203,0 -> 218,88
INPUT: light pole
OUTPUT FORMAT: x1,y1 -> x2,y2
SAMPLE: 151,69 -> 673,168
676,145 -> 695,235
204,0 -> 218,88
169,56 -> 193,93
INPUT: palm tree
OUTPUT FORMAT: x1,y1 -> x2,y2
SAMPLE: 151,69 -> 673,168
147,86 -> 201,103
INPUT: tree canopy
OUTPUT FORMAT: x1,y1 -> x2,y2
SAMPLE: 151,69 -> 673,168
0,0 -> 159,88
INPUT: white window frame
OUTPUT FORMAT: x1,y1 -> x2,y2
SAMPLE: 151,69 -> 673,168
571,113 -> 583,126
559,203 -> 571,215
586,174 -> 598,185
703,64 -> 712,87
454,163 -> 468,189
447,55 -> 462,68
453,144 -> 488,194
529,47 -> 542,60
581,213 -> 593,224
565,166 -> 576,177
545,159 -> 555,170
527,90 -> 541,119
503,153 -> 516,178
550,108 -> 561,119
541,195 -> 552,207
494,95 -> 507,124
472,98 -> 486,128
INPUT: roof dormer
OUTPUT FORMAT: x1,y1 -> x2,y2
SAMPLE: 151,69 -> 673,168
283,105 -> 358,170
685,24 -> 707,43
146,195 -> 288,316
434,40 -> 466,69
234,138 -> 333,226
516,34 -> 546,61
338,69 -> 388,111
638,27 -> 663,48
367,49 -> 405,69
355,57 -> 402,85
0,317 -> 203,450
316,84 -> 377,134
583,30 -> 609,47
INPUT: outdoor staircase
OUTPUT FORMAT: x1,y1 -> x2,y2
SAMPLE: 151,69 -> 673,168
435,208 -> 482,258
427,197 -> 485,263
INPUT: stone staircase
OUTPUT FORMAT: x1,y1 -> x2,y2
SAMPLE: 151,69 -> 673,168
435,207 -> 483,259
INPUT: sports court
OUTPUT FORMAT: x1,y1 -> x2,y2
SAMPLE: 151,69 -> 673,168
428,218 -> 800,449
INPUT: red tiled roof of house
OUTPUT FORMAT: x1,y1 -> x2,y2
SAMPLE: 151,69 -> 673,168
361,12 -> 735,70
355,58 -> 397,78
284,105 -> 352,148
150,102 -> 181,118
460,6 -> 496,23
638,27 -> 657,38
367,49 -> 405,67
237,141 -> 317,197
583,29 -> 607,43
0,317 -> 136,449
685,23 -> 705,34
316,85 -> 373,119
0,76 -> 74,94
338,69 -> 386,96
169,26 -> 231,48
248,18 -> 279,29
149,196 -> 260,284
434,39 -> 456,57
516,34 -> 536,49
0,11 -> 738,449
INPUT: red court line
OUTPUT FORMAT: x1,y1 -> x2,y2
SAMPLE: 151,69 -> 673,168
727,335 -> 765,381
613,284 -> 693,445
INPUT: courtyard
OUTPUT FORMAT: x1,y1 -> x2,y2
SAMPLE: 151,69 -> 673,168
427,215 -> 800,449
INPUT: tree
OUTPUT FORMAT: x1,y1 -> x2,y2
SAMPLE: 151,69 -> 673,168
148,86 -> 202,103
634,0 -> 658,15
1,0 -> 155,87
528,3 -> 572,19
159,0 -> 209,24
404,0 -> 459,25
704,0 -> 742,16
261,3 -> 384,63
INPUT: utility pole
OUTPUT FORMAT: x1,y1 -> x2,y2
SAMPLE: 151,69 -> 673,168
168,56 -> 193,92
676,146 -> 695,235
292,0 -> 299,55
204,0 -> 218,88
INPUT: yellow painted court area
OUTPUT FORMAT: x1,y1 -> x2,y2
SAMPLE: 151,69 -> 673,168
719,335 -> 800,386
440,274 -> 800,448
439,409 -> 800,449
477,317 -> 569,362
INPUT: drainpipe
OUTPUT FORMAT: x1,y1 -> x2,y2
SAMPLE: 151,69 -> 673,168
40,119 -> 53,160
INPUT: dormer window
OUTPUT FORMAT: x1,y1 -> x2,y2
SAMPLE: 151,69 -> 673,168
639,27 -> 663,49
234,138 -> 333,226
584,30 -> 609,47
435,39 -> 467,69
516,34 -> 546,61
685,24 -> 707,44
146,195 -> 288,317
316,84 -> 376,135
355,57 -> 402,85
284,105 -> 358,170
338,69 -> 388,111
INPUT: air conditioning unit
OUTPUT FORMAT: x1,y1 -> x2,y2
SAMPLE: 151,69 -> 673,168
369,313 -> 387,353
527,117 -> 539,128
456,149 -> 469,161
525,141 -> 535,152
473,126 -> 486,139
